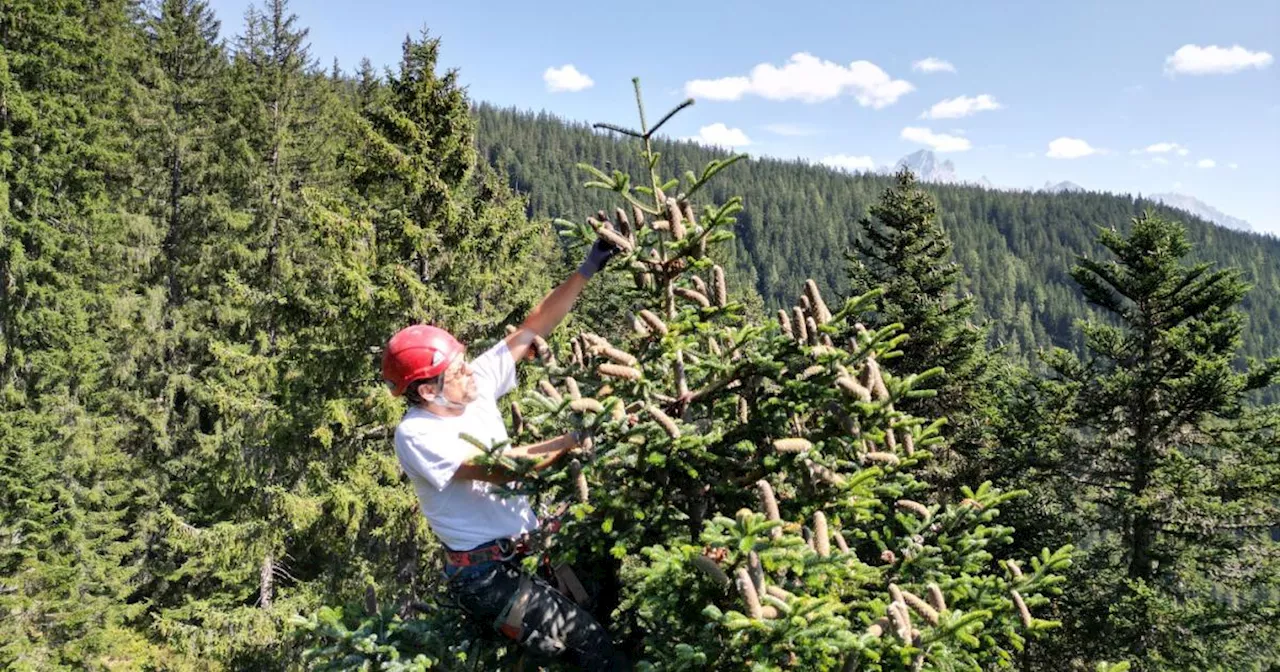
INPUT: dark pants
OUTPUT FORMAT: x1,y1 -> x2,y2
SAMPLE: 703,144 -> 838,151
444,556 -> 631,671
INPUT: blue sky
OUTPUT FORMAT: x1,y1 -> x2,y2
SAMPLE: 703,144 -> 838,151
208,0 -> 1280,235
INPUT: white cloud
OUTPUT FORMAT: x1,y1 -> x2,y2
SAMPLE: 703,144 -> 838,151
901,127 -> 971,152
1229,162 -> 1239,169
820,154 -> 876,172
912,57 -> 956,73
1164,44 -> 1273,75
685,123 -> 751,147
685,53 -> 914,108
1133,141 -> 1188,155
685,76 -> 751,100
762,123 -> 817,137
1151,156 -> 1169,165
543,64 -> 594,92
1197,158 -> 1216,168
1046,137 -> 1101,159
920,94 -> 1002,119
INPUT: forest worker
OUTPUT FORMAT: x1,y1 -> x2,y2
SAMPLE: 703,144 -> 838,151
381,237 -> 631,671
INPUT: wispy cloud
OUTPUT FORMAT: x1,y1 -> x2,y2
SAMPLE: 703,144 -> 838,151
1164,44 -> 1273,76
685,53 -> 914,108
762,123 -> 818,137
1229,162 -> 1239,170
901,127 -> 971,152
1197,158 -> 1216,169
912,57 -> 956,73
1047,137 -> 1101,159
685,123 -> 751,147
543,65 -> 594,92
1132,142 -> 1189,156
920,94 -> 1002,119
820,154 -> 876,172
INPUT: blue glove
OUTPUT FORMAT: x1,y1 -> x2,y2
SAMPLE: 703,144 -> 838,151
577,237 -> 619,280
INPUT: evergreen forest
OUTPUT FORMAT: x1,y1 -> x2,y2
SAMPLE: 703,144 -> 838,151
1,1 -> 1276,670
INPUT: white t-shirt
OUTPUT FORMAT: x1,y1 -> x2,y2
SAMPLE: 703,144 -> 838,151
393,339 -> 537,551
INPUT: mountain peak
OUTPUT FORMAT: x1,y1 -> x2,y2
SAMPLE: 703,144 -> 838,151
1042,180 -> 1085,193
894,150 -> 957,183
1146,192 -> 1253,232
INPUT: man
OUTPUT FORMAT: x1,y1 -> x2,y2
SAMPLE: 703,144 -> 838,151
382,239 -> 630,671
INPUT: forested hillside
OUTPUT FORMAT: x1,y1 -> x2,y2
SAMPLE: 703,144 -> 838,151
473,104 -> 1280,365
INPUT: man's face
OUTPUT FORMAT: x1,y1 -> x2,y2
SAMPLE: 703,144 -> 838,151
436,353 -> 478,405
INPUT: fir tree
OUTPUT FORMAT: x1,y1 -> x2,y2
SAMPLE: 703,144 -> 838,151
844,167 -> 993,493
350,29 -> 556,344
298,79 -> 1079,672
1044,211 -> 1280,669
0,0 -> 159,666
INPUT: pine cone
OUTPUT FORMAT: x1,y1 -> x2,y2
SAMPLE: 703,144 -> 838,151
792,307 -> 808,342
691,555 -> 731,588
647,405 -> 681,439
510,402 -> 524,435
777,310 -> 794,339
804,279 -> 833,324
539,379 -> 562,402
598,363 -> 642,380
637,309 -> 668,336
772,438 -> 812,453
601,346 -> 638,367
570,459 -> 589,503
666,197 -> 686,240
674,287 -> 710,308
813,511 -> 830,557
735,568 -> 763,619
757,480 -> 782,539
564,376 -> 582,401
569,398 -> 604,414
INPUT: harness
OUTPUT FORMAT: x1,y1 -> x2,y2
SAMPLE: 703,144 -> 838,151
440,508 -> 589,641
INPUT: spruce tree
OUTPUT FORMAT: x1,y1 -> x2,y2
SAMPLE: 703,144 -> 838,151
349,29 -> 556,344
844,168 -> 992,493
297,79 -> 1078,672
0,0 -> 159,666
1043,211 -> 1280,669
137,0 -> 225,309
134,1 -> 360,661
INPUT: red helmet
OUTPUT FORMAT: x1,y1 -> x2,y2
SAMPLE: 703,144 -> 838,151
381,325 -> 465,396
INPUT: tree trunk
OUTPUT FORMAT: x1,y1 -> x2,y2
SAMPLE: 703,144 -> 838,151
259,552 -> 274,608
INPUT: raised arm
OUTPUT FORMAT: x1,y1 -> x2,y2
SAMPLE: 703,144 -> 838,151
505,239 -> 618,363
505,274 -> 588,364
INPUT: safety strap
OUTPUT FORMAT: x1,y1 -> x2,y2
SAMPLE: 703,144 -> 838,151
497,572 -> 534,641
554,563 -> 589,606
